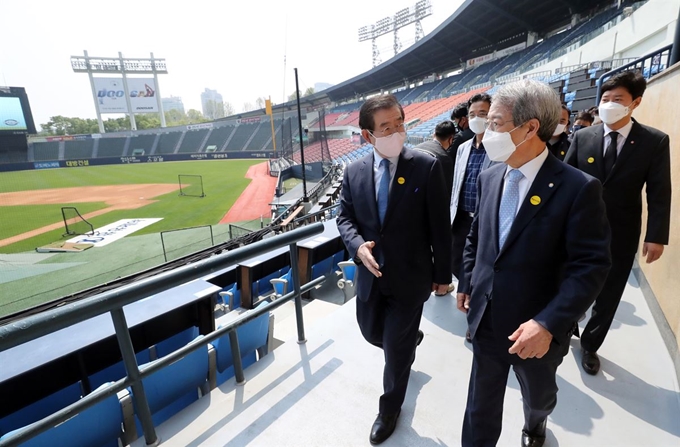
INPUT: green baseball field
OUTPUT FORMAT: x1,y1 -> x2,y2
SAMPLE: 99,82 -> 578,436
0,159 -> 266,318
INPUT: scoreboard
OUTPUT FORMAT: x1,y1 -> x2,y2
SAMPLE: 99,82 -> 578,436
0,87 -> 36,135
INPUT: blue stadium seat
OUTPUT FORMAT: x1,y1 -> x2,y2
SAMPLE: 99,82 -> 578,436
89,349 -> 152,389
0,382 -> 82,436
221,283 -> 242,310
132,335 -> 209,433
154,326 -> 200,359
270,269 -> 293,298
0,382 -> 125,447
311,257 -> 334,280
213,302 -> 271,386
332,250 -> 346,272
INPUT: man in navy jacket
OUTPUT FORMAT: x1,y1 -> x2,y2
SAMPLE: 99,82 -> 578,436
457,80 -> 611,447
337,94 -> 451,445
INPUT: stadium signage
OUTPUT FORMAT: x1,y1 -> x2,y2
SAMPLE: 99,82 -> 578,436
0,151 -> 273,172
65,160 -> 90,167
187,123 -> 213,131
34,161 -> 60,169
93,78 -> 159,113
67,218 -> 163,247
237,116 -> 261,124
466,42 -> 526,68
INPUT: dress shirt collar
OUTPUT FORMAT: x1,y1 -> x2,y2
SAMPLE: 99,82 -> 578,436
504,148 -> 549,184
603,119 -> 633,141
373,148 -> 400,170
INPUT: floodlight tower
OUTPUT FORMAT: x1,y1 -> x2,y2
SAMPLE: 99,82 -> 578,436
415,0 -> 432,42
358,2 -> 432,66
394,8 -> 410,56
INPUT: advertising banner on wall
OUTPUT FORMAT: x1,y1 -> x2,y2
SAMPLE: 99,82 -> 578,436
93,78 -> 158,113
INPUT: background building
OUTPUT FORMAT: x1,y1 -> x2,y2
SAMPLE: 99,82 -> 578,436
201,88 -> 224,119
162,96 -> 185,115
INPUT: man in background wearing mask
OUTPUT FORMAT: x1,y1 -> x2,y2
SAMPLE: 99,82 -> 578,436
546,104 -> 571,161
569,111 -> 594,142
457,80 -> 611,447
450,102 -> 475,159
414,120 -> 456,198
565,70 -> 671,376
337,94 -> 451,445
448,94 -> 495,303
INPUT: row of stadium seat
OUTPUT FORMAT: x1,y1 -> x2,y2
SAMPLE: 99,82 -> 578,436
0,310 -> 272,446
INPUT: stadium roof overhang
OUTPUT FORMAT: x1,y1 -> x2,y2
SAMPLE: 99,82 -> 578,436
322,0 -> 613,101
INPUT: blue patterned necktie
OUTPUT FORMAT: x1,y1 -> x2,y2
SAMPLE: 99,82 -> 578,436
498,169 -> 524,249
377,158 -> 390,225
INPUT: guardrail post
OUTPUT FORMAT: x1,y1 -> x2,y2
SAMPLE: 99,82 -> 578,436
111,309 -> 158,446
289,243 -> 307,344
229,331 -> 246,385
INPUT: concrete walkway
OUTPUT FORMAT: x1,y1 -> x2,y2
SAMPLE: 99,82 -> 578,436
134,274 -> 680,446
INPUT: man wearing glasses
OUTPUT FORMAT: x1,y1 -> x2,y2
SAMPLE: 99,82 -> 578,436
337,94 -> 451,445
457,81 -> 611,447
449,94 -> 495,308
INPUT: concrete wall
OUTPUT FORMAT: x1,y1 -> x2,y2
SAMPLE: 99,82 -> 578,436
633,62 -> 680,361
526,0 -> 680,75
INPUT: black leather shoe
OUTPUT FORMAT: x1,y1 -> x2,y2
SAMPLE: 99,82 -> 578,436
581,349 -> 601,375
370,411 -> 400,445
465,330 -> 472,343
521,419 -> 546,447
416,330 -> 424,346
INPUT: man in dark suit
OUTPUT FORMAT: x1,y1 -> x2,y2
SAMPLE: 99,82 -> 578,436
564,70 -> 671,375
337,94 -> 451,445
450,102 -> 475,158
457,80 -> 611,447
414,120 -> 456,200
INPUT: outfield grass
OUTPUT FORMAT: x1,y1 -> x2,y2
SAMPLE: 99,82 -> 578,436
0,160 -> 260,253
0,219 -> 269,317
0,158 -> 268,317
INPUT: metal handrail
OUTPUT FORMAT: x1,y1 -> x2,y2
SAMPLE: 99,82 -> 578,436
595,44 -> 673,104
0,223 -> 325,447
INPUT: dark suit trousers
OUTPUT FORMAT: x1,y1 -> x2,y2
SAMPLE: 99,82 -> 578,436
581,248 -> 637,352
462,306 -> 562,447
452,209 -> 474,280
356,277 -> 424,415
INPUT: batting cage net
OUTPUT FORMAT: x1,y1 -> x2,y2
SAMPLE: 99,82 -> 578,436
178,174 -> 206,197
61,207 -> 96,237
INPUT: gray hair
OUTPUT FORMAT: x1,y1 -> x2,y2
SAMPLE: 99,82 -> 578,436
493,80 -> 561,143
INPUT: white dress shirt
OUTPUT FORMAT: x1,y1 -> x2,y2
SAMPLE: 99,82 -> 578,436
373,149 -> 399,200
502,148 -> 549,216
603,119 -> 633,156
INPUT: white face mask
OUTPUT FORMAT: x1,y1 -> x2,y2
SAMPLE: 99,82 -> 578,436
481,125 -> 526,162
598,101 -> 632,125
370,131 -> 406,158
552,123 -> 566,136
468,116 -> 487,135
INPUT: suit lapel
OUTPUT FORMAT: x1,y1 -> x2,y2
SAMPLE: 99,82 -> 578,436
358,155 -> 380,227
383,149 -> 415,228
498,154 -> 564,258
605,119 -> 640,184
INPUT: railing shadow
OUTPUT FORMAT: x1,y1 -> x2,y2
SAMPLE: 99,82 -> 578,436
177,339 -> 339,446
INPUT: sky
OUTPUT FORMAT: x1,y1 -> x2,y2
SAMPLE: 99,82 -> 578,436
0,0 -> 464,129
